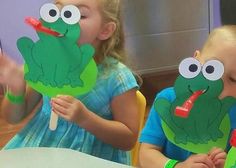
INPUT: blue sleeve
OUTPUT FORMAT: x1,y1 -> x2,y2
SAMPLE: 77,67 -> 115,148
139,87 -> 176,147
229,104 -> 236,129
225,104 -> 236,151
108,63 -> 138,97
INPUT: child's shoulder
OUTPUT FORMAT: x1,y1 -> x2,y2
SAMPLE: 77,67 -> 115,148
98,57 -> 132,77
155,87 -> 176,102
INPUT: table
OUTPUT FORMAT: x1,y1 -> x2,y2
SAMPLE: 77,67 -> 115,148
0,147 -> 135,168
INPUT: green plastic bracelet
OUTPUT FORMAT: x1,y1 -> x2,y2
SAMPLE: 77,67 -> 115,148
5,91 -> 24,104
164,159 -> 179,168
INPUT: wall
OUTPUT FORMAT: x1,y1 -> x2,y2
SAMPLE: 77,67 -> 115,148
123,0 -> 211,74
212,0 -> 221,28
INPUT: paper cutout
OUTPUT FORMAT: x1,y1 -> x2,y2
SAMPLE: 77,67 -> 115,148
225,130 -> 236,168
17,3 -> 97,97
17,3 -> 98,130
154,57 -> 236,153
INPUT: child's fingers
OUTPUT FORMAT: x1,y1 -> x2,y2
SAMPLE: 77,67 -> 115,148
53,109 -> 68,120
208,147 -> 217,156
208,147 -> 224,160
51,97 -> 71,109
214,158 -> 225,167
192,154 -> 215,168
56,95 -> 74,103
51,101 -> 67,115
212,152 -> 226,163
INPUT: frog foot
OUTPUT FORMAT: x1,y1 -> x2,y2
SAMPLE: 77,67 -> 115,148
24,72 -> 39,82
70,78 -> 84,87
39,76 -> 56,87
198,136 -> 210,144
55,79 -> 70,88
174,134 -> 188,144
210,129 -> 223,141
188,135 -> 202,144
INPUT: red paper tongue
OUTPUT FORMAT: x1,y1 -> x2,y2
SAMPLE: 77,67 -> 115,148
175,90 -> 204,118
25,17 -> 62,37
230,129 -> 236,147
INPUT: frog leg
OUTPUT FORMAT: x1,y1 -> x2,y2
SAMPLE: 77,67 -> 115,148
68,44 -> 95,87
39,63 -> 57,87
154,98 -> 187,144
195,118 -> 211,144
209,97 -> 236,141
54,64 -> 70,88
17,37 -> 42,82
183,121 -> 202,144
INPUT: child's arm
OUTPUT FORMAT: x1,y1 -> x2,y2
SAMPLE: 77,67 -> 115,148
0,54 -> 42,123
139,143 -> 215,168
139,143 -> 169,168
51,88 -> 139,150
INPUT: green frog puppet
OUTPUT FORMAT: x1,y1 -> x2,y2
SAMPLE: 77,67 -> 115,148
17,3 -> 96,90
154,57 -> 236,153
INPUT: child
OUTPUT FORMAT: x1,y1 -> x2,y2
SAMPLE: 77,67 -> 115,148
0,0 -> 139,165
139,25 -> 236,168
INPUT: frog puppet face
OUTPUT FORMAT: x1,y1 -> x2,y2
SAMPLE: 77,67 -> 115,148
38,3 -> 81,42
175,57 -> 224,100
155,57 -> 236,149
17,3 -> 96,95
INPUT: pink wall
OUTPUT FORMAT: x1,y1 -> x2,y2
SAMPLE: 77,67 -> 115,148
0,0 -> 51,63
213,0 -> 221,28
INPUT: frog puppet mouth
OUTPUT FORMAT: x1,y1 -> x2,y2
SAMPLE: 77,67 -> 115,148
175,86 -> 209,118
188,85 -> 209,94
25,17 -> 66,37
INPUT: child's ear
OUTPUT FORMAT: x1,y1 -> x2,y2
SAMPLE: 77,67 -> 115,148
193,50 -> 201,59
98,22 -> 116,40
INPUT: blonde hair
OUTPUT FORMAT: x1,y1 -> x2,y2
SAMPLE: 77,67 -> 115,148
202,25 -> 236,54
96,0 -> 127,64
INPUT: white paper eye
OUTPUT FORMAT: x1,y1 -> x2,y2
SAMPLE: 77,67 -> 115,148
61,5 -> 81,25
40,3 -> 60,23
202,60 -> 224,81
179,57 -> 201,79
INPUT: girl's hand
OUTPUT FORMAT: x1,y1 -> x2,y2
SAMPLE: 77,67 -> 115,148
51,95 -> 88,124
208,147 -> 226,168
175,154 -> 215,168
0,54 -> 25,94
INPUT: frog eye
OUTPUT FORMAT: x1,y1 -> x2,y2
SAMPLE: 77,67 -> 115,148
202,60 -> 224,81
61,5 -> 81,25
179,57 -> 201,79
40,3 -> 60,23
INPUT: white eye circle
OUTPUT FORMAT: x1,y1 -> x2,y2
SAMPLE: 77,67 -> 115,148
61,5 -> 81,25
179,57 -> 201,79
40,3 -> 60,23
202,60 -> 224,81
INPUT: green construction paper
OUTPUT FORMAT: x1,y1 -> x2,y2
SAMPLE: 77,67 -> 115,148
155,59 -> 236,153
161,115 -> 230,153
224,147 -> 236,168
17,18 -> 97,97
25,60 -> 97,97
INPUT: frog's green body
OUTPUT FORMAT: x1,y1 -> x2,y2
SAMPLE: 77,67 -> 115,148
17,18 -> 94,88
231,161 -> 236,168
155,62 -> 236,145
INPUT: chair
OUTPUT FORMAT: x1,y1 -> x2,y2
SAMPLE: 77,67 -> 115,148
131,90 -> 147,166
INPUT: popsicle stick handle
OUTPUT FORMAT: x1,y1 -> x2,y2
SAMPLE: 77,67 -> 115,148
49,110 -> 58,131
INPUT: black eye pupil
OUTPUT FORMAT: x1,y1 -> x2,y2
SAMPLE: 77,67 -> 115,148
64,11 -> 72,18
49,9 -> 57,17
206,65 -> 214,74
189,64 -> 198,72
